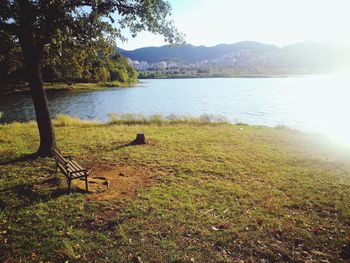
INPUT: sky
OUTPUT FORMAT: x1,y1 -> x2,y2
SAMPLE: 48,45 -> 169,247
118,0 -> 350,50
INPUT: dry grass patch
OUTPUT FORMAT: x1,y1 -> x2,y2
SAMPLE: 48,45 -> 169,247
73,165 -> 154,201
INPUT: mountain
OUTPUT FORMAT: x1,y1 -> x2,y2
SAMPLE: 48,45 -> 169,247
118,41 -> 279,63
118,41 -> 350,75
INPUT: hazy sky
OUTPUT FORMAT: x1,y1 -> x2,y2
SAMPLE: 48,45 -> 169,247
118,0 -> 350,50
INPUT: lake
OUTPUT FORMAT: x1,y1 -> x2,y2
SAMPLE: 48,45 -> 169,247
1,75 -> 350,144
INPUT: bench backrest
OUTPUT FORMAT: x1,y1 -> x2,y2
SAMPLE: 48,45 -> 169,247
53,149 -> 67,166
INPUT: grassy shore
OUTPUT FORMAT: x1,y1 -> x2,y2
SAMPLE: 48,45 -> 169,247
1,116 -> 350,262
0,80 -> 138,95
43,81 -> 138,91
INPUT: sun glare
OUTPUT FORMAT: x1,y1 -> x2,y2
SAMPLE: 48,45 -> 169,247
303,74 -> 350,147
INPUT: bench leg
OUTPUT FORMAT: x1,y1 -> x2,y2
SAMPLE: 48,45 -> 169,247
85,176 -> 89,192
67,178 -> 72,192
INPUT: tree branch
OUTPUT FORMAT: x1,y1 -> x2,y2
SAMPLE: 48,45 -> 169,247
0,21 -> 18,35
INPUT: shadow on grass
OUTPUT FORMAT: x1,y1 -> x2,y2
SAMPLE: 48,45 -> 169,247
0,177 -> 88,211
0,153 -> 38,166
114,138 -> 147,150
115,142 -> 135,150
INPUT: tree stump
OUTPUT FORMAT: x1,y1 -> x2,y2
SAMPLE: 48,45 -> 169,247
132,133 -> 146,145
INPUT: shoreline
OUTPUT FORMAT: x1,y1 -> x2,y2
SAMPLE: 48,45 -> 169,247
139,75 -> 291,80
0,80 -> 138,95
138,73 -> 321,80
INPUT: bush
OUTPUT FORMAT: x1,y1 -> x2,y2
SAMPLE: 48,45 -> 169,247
115,68 -> 128,82
53,114 -> 100,127
107,113 -> 229,126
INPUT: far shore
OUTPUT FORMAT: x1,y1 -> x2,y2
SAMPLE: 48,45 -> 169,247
138,73 -> 316,80
0,80 -> 138,95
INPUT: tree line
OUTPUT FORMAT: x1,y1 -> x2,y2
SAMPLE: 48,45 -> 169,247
0,32 -> 138,86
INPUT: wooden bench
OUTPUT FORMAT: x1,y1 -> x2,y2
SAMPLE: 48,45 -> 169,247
53,149 -> 90,192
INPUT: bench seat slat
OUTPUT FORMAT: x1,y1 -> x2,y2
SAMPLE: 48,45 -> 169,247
68,160 -> 84,171
54,151 -> 67,165
69,169 -> 86,176
71,172 -> 87,179
53,149 -> 65,159
68,167 -> 82,173
67,165 -> 84,173
55,155 -> 66,165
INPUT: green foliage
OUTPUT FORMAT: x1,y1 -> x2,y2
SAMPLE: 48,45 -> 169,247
41,51 -> 138,84
0,32 -> 24,85
1,46 -> 137,85
0,0 -> 184,50
114,68 -> 128,82
139,71 -> 168,79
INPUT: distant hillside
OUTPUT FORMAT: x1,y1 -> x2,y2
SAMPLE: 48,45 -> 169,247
118,41 -> 350,74
118,41 -> 279,63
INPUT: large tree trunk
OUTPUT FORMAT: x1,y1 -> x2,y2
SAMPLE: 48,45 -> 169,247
19,42 -> 57,156
26,61 -> 57,156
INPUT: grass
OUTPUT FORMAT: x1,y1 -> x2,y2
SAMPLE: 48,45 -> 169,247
0,80 -> 138,95
1,116 -> 350,262
107,113 -> 229,126
45,80 -> 138,91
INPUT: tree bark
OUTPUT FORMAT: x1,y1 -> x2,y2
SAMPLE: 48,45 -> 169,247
19,40 -> 57,156
131,133 -> 146,145
26,60 -> 57,156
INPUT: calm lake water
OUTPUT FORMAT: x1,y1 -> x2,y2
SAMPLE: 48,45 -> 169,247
1,75 -> 350,144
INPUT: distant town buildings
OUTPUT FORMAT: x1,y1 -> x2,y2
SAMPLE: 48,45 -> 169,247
127,50 -> 302,75
129,51 -> 288,73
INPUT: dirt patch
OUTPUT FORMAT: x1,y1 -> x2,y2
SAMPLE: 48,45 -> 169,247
73,165 -> 154,201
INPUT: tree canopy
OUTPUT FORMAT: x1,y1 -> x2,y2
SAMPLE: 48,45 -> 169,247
0,42 -> 139,85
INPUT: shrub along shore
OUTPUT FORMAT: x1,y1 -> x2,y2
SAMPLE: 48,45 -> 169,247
0,115 -> 350,262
